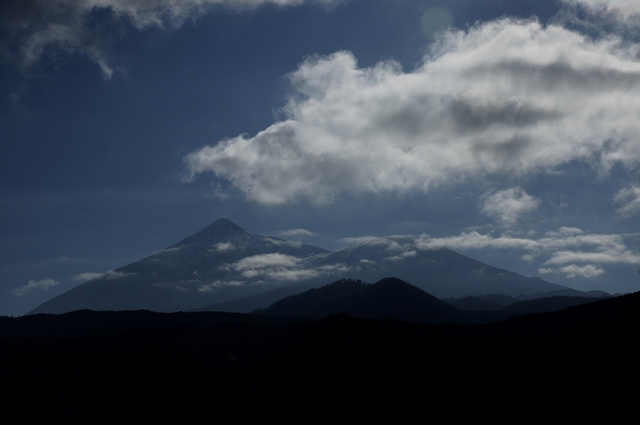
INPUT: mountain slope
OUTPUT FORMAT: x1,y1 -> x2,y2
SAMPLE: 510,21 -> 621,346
256,278 -> 467,324
29,218 -> 574,315
29,219 -> 329,314
300,236 -> 567,298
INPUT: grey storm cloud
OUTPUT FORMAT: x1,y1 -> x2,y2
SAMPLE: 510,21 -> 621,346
1,0 -> 341,77
185,18 -> 640,204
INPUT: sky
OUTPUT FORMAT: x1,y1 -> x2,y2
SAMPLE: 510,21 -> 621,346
2,0 -> 640,315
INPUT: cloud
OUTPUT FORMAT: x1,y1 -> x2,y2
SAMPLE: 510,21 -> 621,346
557,0 -> 640,40
198,280 -> 244,291
416,227 -> 640,278
338,236 -> 379,245
561,0 -> 640,21
74,272 -> 104,281
264,238 -> 303,248
186,19 -> 640,204
227,252 -> 349,281
12,278 -> 59,296
615,185 -> 640,217
233,253 -> 301,271
213,242 -> 235,252
277,228 -> 318,237
1,0 -> 341,77
73,270 -> 131,281
540,264 -> 605,278
479,187 -> 540,226
231,253 -> 315,280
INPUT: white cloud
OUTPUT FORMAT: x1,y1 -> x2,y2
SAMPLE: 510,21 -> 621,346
540,264 -> 605,278
416,227 -> 640,278
557,0 -> 640,40
339,236 -> 379,245
12,278 -> 59,296
479,187 -> 540,226
2,0 -> 341,77
198,280 -> 244,291
264,238 -> 303,248
277,228 -> 318,237
73,270 -> 131,281
214,242 -> 235,252
74,272 -> 104,281
233,253 -> 301,271
227,252 -> 350,281
615,185 -> 640,217
561,0 -> 640,21
186,19 -> 640,204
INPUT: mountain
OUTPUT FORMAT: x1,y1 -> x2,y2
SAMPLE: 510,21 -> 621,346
29,218 -> 575,315
255,278 -> 467,324
301,237 -> 568,299
29,218 -> 329,314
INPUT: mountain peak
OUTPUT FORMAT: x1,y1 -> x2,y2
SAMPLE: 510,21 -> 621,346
209,218 -> 246,232
195,218 -> 248,237
167,218 -> 248,249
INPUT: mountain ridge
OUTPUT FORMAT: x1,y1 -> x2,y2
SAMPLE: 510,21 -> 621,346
254,277 -> 467,324
29,218 -> 577,315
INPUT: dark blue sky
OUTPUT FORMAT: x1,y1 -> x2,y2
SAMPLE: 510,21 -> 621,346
2,0 -> 640,315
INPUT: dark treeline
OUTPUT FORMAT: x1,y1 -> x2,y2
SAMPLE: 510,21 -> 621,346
2,291 -> 639,421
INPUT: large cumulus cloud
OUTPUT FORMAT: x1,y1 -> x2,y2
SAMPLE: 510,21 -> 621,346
186,18 -> 640,204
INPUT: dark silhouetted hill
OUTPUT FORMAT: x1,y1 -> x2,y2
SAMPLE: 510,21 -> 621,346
256,277 -> 468,324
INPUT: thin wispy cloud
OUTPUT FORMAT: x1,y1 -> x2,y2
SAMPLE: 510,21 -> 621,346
561,0 -> 640,20
12,278 -> 59,296
277,228 -> 318,238
74,272 -> 104,281
74,270 -> 131,281
186,18 -> 640,204
1,0 -> 342,77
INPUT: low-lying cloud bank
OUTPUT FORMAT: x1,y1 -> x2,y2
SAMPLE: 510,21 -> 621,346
186,18 -> 640,204
1,0 -> 340,77
417,227 -> 640,278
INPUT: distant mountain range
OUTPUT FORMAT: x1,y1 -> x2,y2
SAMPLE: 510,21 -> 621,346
29,218 -> 596,315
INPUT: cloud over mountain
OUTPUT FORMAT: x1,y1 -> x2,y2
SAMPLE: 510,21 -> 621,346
186,18 -> 640,204
417,226 -> 640,278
